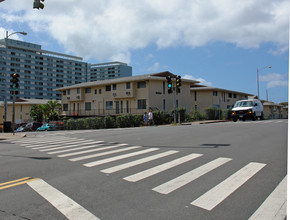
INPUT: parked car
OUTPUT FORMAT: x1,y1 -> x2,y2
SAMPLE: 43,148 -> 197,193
15,126 -> 25,132
37,123 -> 58,131
231,99 -> 264,122
23,122 -> 43,131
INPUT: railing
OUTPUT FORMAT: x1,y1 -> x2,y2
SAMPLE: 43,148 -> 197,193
61,108 -> 149,117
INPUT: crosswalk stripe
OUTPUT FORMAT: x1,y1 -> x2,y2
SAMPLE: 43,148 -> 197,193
101,150 -> 179,174
57,144 -> 128,157
31,140 -> 94,150
83,148 -> 159,167
191,162 -> 266,211
152,157 -> 232,195
17,136 -> 76,144
69,146 -> 142,162
124,153 -> 203,182
47,143 -> 106,154
23,139 -> 85,148
27,179 -> 100,220
249,175 -> 287,220
38,141 -> 101,151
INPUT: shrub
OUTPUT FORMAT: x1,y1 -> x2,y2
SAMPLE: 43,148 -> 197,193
191,110 -> 205,121
205,107 -> 223,120
104,116 -> 116,128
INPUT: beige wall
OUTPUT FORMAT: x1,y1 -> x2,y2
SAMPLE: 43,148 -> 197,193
0,104 -> 33,124
61,78 -> 193,116
191,89 -> 249,113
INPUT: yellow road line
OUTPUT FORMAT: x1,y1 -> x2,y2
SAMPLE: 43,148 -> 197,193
0,177 -> 38,190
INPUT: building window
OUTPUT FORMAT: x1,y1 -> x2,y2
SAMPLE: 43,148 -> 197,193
163,82 -> 165,94
213,91 -> 218,96
126,82 -> 131,89
77,88 -> 81,94
106,101 -> 113,110
67,89 -> 70,95
99,89 -> 102,94
233,94 -> 237,98
85,102 -> 91,111
95,89 -> 97,94
63,104 -> 68,111
228,93 -> 232,98
85,88 -> 91,93
112,84 -> 117,90
137,99 -> 146,109
106,85 -> 111,91
194,91 -> 197,101
163,99 -> 166,111
63,90 -> 66,96
137,81 -> 146,88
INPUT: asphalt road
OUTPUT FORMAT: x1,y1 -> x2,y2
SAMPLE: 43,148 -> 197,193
0,119 -> 287,220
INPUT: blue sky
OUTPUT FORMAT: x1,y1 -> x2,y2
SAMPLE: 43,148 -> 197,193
0,0 -> 288,103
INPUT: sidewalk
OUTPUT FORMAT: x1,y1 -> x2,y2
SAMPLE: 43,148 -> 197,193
0,132 -> 26,140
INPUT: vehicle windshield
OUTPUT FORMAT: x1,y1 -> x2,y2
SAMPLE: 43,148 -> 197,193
234,101 -> 254,108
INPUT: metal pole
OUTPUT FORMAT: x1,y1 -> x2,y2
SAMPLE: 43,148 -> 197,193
12,91 -> 15,135
4,31 -> 8,124
257,68 -> 259,98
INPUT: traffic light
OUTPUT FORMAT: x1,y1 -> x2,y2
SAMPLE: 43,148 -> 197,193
166,76 -> 172,94
11,73 -> 20,95
176,75 -> 181,93
33,0 -> 44,9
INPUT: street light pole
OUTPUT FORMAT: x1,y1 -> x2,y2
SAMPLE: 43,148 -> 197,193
256,66 -> 271,99
3,31 -> 27,132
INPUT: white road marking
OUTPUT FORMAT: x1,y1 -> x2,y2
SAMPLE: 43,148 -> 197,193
57,144 -> 128,157
22,139 -> 84,147
101,150 -> 179,174
191,162 -> 266,211
27,179 -> 100,220
47,143 -> 106,154
69,146 -> 142,162
38,141 -> 103,151
153,157 -> 232,194
249,176 -> 287,220
83,148 -> 159,167
124,153 -> 203,182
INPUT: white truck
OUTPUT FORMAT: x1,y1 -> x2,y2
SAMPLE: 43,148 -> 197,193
231,99 -> 264,122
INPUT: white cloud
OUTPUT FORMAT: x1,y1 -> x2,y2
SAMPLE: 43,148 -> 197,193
260,73 -> 289,88
0,0 -> 288,62
183,74 -> 213,86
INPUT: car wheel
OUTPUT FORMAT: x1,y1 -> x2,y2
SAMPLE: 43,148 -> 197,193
233,118 -> 237,122
252,113 -> 256,121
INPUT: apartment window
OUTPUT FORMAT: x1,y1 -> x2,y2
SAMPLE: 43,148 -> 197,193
126,82 -> 131,89
106,85 -> 111,91
106,101 -> 113,110
77,88 -> 81,94
137,99 -> 147,109
95,89 -> 97,94
233,94 -> 237,98
163,82 -> 165,94
63,104 -> 68,111
228,93 -> 232,98
67,89 -> 70,95
137,81 -> 146,88
112,84 -> 117,90
85,102 -> 91,111
99,89 -> 102,94
85,88 -> 91,93
63,90 -> 66,96
194,91 -> 197,101
163,99 -> 166,111
213,91 -> 218,96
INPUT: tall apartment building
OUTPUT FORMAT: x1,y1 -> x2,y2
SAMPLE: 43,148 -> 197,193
0,39 -> 132,102
0,38 -> 88,101
89,62 -> 132,81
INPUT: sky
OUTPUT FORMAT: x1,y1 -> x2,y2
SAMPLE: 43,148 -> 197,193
0,0 -> 289,103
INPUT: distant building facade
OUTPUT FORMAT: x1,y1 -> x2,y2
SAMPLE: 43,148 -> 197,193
190,85 -> 253,113
89,62 -> 132,81
0,39 -> 132,102
56,72 -> 198,117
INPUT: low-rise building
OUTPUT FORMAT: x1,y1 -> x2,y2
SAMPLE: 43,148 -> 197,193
56,72 -> 199,117
0,98 -> 51,124
262,101 -> 285,119
190,85 -> 253,113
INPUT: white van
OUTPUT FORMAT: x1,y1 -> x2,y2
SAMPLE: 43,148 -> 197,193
231,99 -> 264,122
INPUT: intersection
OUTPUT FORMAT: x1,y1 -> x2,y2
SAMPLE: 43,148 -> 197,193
0,119 -> 287,219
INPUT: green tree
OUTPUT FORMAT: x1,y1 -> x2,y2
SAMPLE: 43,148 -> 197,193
30,105 -> 44,122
